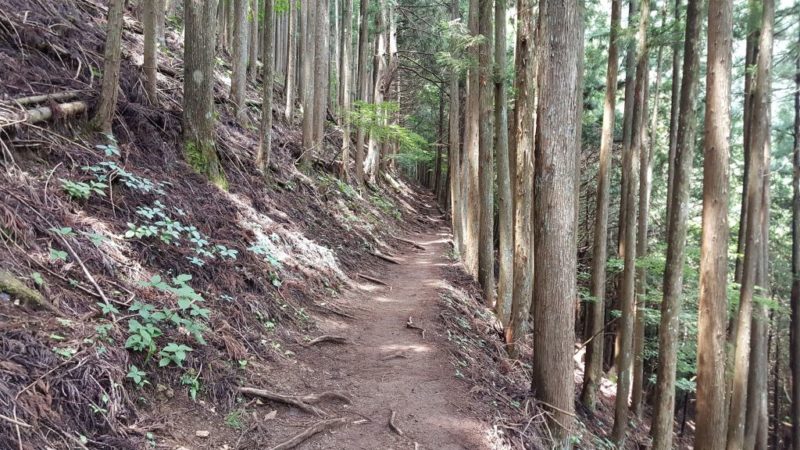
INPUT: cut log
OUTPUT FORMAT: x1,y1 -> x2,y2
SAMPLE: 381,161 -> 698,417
3,91 -> 81,107
0,102 -> 87,130
0,270 -> 59,313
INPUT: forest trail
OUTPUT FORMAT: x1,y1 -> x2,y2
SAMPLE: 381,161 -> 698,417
304,226 -> 491,449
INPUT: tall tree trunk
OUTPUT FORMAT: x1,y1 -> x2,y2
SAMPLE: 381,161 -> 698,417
255,0 -> 274,173
313,0 -> 330,152
532,0 -> 582,441
477,0 -> 495,307
231,0 -> 249,122
791,9 -> 800,447
727,0 -> 773,445
612,0 -> 648,442
354,0 -> 369,185
94,0 -> 126,132
301,0 -> 317,167
695,0 -> 733,444
462,0 -> 481,278
495,0 -> 512,324
216,0 -> 226,54
183,0 -> 226,188
284,1 -> 296,120
579,0 -> 621,409
248,0 -> 259,82
665,0 -> 683,232
143,0 -> 159,106
448,0 -> 462,256
505,0 -> 535,357
632,37 -> 657,417
338,0 -> 352,179
649,0 -> 704,445
434,90 -> 444,195
363,1 -> 388,183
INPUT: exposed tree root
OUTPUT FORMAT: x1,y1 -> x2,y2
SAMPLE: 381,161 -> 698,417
238,387 -> 352,417
371,251 -> 401,265
268,417 -> 347,450
357,273 -> 390,287
406,316 -> 426,339
380,351 -> 408,361
303,335 -> 348,347
388,410 -> 404,437
394,236 -> 425,250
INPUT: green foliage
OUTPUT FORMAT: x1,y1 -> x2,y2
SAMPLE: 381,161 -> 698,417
48,248 -> 68,262
180,368 -> 201,400
183,140 -> 228,190
225,409 -> 244,429
159,343 -> 193,368
348,101 -> 431,169
126,365 -> 150,388
61,179 -> 107,200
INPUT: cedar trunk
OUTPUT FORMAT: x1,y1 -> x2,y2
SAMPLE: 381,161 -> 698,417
477,0 -> 495,306
94,0 -> 126,132
495,0 -> 512,324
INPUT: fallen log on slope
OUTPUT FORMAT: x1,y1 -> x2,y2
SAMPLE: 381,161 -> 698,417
3,91 -> 82,107
0,101 -> 88,130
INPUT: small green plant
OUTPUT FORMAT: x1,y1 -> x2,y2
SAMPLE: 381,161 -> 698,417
53,346 -> 77,359
126,364 -> 150,388
125,318 -> 163,356
48,248 -> 68,262
158,343 -> 193,367
61,179 -> 108,200
180,369 -> 201,400
224,409 -> 244,429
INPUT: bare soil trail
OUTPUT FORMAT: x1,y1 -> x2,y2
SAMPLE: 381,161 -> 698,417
304,226 -> 492,449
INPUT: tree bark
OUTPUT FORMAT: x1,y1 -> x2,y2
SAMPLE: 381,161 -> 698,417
143,0 -> 159,106
665,0 -> 683,233
531,0 -> 582,442
301,0 -> 317,166
183,0 -> 225,188
791,10 -> 800,448
284,1 -> 296,120
313,0 -> 330,152
255,0 -> 274,173
462,0 -> 481,278
649,0 -> 704,445
363,1 -> 388,183
494,0 -> 512,325
231,0 -> 250,122
354,0 -> 369,185
726,0 -> 773,445
477,0 -> 495,307
579,0 -> 621,409
248,0 -> 260,82
694,0 -> 733,444
94,0 -> 126,132
338,0 -> 353,179
505,0 -> 536,357
612,0 -> 647,442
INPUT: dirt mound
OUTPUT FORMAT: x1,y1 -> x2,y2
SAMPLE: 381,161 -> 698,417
0,1 -> 433,448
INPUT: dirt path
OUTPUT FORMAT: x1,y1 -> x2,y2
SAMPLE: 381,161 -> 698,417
306,229 -> 491,449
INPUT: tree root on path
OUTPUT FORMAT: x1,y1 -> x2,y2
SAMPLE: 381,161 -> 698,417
380,351 -> 408,361
371,252 -> 401,265
237,387 -> 352,417
356,273 -> 390,287
394,236 -> 426,250
268,417 -> 347,450
302,335 -> 348,347
406,317 -> 426,339
388,410 -> 404,437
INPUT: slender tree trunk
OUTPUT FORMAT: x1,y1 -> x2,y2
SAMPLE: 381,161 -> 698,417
694,0 -> 733,445
649,0 -> 704,445
505,0 -> 535,357
462,0 -> 481,278
183,0 -> 225,188
494,0 -> 512,324
216,0 -> 226,53
255,0 -> 274,173
155,0 -> 166,46
434,91 -> 444,195
665,0 -> 683,233
248,0 -> 259,82
363,1 -> 388,183
477,0 -> 495,307
354,0 -> 369,185
532,0 -> 582,441
284,2 -> 296,120
632,38 -> 658,417
143,0 -> 159,106
580,0 -> 621,409
231,0 -> 249,122
791,10 -> 800,447
338,0 -> 352,179
94,0 -> 126,132
313,0 -> 330,152
301,0 -> 317,166
727,0 -> 773,446
612,0 -> 648,441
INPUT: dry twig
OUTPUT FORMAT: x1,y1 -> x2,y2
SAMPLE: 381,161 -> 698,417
268,417 -> 347,450
388,410 -> 404,437
405,316 -> 426,339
